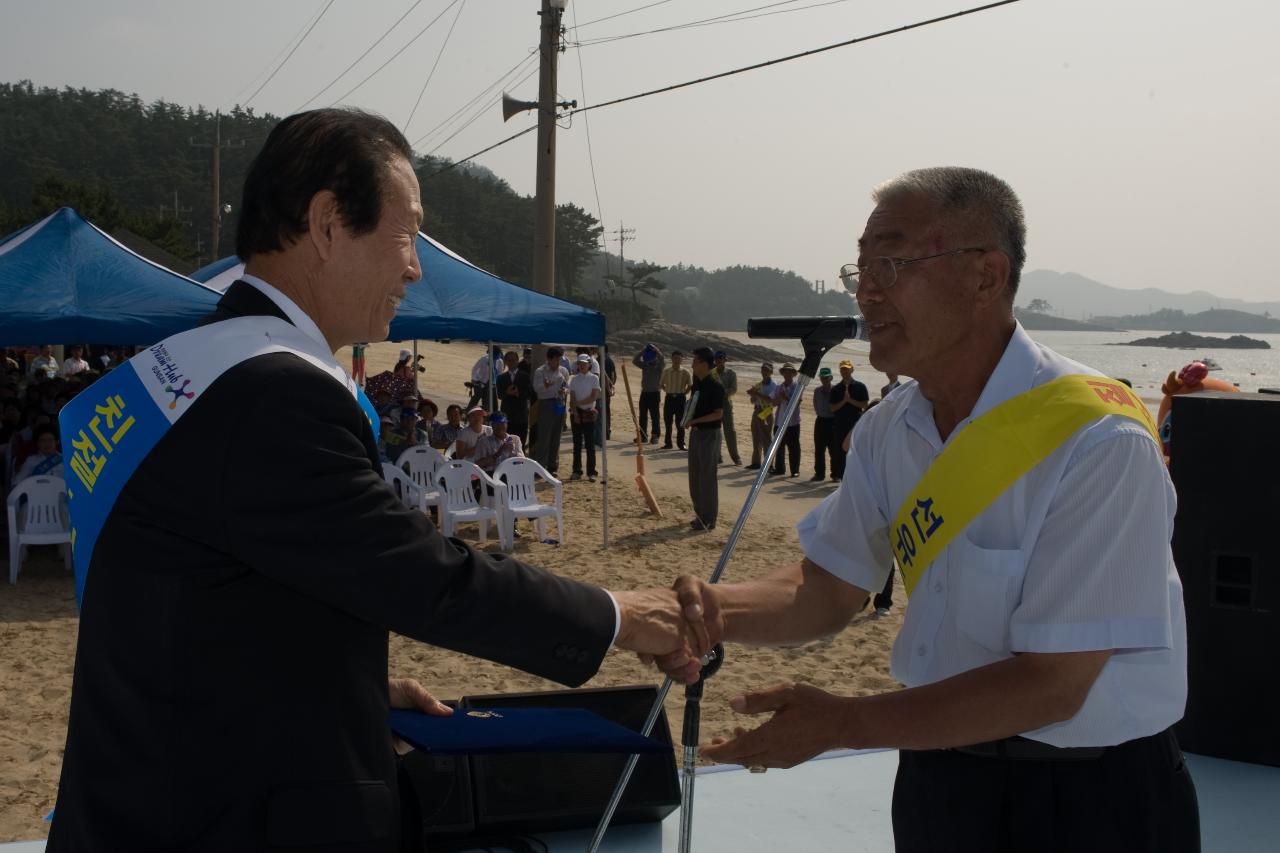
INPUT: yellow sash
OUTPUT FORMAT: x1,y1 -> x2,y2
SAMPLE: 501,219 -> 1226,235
891,375 -> 1159,595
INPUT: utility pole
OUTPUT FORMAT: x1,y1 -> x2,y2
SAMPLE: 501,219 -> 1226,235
532,0 -> 569,295
610,221 -> 635,280
190,111 -> 244,259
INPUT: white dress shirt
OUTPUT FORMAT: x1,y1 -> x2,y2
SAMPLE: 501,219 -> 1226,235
797,324 -> 1187,747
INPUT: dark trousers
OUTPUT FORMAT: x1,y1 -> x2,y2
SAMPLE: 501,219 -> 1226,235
506,418 -> 528,447
638,390 -> 661,442
687,426 -> 720,527
832,421 -> 854,478
571,417 -> 597,476
892,728 -> 1199,853
813,416 -> 838,478
663,393 -> 687,448
771,423 -> 800,475
874,564 -> 895,610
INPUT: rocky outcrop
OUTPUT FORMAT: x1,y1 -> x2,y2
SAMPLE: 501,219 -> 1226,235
1116,331 -> 1270,349
608,319 -> 793,365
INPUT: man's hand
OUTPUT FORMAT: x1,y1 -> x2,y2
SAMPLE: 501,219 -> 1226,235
388,677 -> 452,756
699,682 -> 852,769
612,587 -> 719,684
633,576 -> 724,683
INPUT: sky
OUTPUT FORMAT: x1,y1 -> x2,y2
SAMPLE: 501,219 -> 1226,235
2,0 -> 1278,303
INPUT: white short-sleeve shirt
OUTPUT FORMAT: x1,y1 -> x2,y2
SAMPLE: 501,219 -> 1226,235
568,371 -> 601,409
797,324 -> 1187,747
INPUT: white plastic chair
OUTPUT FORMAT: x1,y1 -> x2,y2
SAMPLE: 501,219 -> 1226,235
435,460 -> 506,549
443,441 -> 457,460
493,457 -> 564,546
6,475 -> 71,584
381,462 -> 427,512
397,446 -> 445,511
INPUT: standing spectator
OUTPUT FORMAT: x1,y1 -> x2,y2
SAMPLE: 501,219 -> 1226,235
829,359 -> 870,481
61,345 -> 90,378
770,364 -> 803,477
351,342 -> 368,386
631,343 -> 664,444
597,347 -> 617,442
29,345 -> 59,382
568,354 -> 601,482
712,351 -> 742,466
434,404 -> 464,450
468,346 -> 504,409
881,372 -> 902,399
14,424 -> 63,484
495,350 -> 533,446
684,348 -> 725,531
660,351 -> 692,450
472,412 -> 524,475
745,362 -> 778,470
531,347 -> 569,474
455,406 -> 492,459
810,367 -> 838,481
0,400 -> 22,447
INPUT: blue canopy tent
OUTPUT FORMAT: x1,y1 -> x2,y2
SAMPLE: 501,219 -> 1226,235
193,233 -> 616,547
192,232 -> 606,345
0,207 -> 221,345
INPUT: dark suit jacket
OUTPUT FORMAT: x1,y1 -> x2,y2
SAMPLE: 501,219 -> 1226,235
48,282 -> 616,852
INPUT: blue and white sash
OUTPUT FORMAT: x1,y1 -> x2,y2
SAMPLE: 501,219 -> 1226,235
58,316 -> 379,606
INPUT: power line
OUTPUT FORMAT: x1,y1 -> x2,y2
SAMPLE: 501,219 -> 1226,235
568,0 -> 1022,117
294,0 -> 427,113
570,0 -> 681,31
428,125 -> 538,176
404,0 -> 468,133
228,1 -> 329,109
572,0 -> 804,47
433,0 -> 1021,172
409,51 -> 537,149
244,0 -> 337,108
424,63 -> 539,156
328,0 -> 464,108
571,1 -> 608,265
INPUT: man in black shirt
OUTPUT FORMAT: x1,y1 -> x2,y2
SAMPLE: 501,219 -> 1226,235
684,347 -> 725,531
496,350 -> 533,445
829,358 -> 869,481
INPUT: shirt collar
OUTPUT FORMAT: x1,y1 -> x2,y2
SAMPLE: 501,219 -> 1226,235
903,322 -> 1039,448
238,274 -> 337,365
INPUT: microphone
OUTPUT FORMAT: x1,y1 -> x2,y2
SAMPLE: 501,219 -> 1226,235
746,316 -> 869,343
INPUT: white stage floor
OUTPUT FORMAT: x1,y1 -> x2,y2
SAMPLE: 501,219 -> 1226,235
6,750 -> 1277,851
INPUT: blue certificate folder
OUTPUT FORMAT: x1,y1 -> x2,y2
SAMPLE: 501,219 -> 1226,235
389,707 -> 670,755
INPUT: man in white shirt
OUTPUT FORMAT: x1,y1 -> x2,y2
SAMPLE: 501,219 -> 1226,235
61,345 -> 90,378
567,353 -> 601,481
29,345 -> 59,381
530,346 -> 569,474
454,405 -> 492,459
661,167 -> 1197,852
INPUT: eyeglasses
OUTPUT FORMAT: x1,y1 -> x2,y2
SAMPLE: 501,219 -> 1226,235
838,248 -> 987,293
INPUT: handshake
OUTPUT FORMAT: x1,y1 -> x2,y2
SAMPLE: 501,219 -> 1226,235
611,577 -> 721,684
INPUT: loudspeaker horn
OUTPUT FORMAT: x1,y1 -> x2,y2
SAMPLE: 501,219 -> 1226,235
501,92 -> 538,123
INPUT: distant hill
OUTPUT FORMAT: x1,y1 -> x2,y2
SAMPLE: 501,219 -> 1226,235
1019,270 -> 1280,321
1090,308 -> 1280,333
1013,309 -> 1117,331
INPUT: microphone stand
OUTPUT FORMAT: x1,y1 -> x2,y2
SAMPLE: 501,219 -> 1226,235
679,644 -> 723,853
585,320 -> 851,853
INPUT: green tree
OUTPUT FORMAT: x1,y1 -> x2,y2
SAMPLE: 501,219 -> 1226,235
608,262 -> 667,306
1025,297 -> 1054,314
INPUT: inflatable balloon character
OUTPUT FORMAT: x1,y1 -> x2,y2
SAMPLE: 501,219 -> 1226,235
1156,361 -> 1238,458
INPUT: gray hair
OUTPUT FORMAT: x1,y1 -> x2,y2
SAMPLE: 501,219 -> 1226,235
872,167 -> 1027,299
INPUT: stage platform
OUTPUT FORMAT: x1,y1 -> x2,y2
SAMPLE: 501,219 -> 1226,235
5,749 -> 1277,851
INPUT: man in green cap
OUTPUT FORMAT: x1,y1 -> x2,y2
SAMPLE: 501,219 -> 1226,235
810,367 -> 837,481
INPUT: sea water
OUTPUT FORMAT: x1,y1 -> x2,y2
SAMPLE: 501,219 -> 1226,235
716,329 -> 1280,403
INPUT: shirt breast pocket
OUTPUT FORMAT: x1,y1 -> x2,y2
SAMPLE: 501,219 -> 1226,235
951,535 -> 1026,655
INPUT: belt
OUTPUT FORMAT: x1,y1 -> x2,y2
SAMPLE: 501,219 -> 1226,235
950,736 -> 1106,761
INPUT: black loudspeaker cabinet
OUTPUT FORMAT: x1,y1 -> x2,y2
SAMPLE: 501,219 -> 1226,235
460,684 -> 680,836
1170,392 -> 1280,766
400,701 -> 475,838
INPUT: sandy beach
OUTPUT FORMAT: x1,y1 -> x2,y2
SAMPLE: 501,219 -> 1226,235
0,338 -> 903,842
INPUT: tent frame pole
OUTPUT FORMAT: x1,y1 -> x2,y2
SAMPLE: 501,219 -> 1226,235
600,343 -> 609,550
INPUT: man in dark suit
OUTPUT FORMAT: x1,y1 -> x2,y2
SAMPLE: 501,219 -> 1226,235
48,109 -> 705,852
